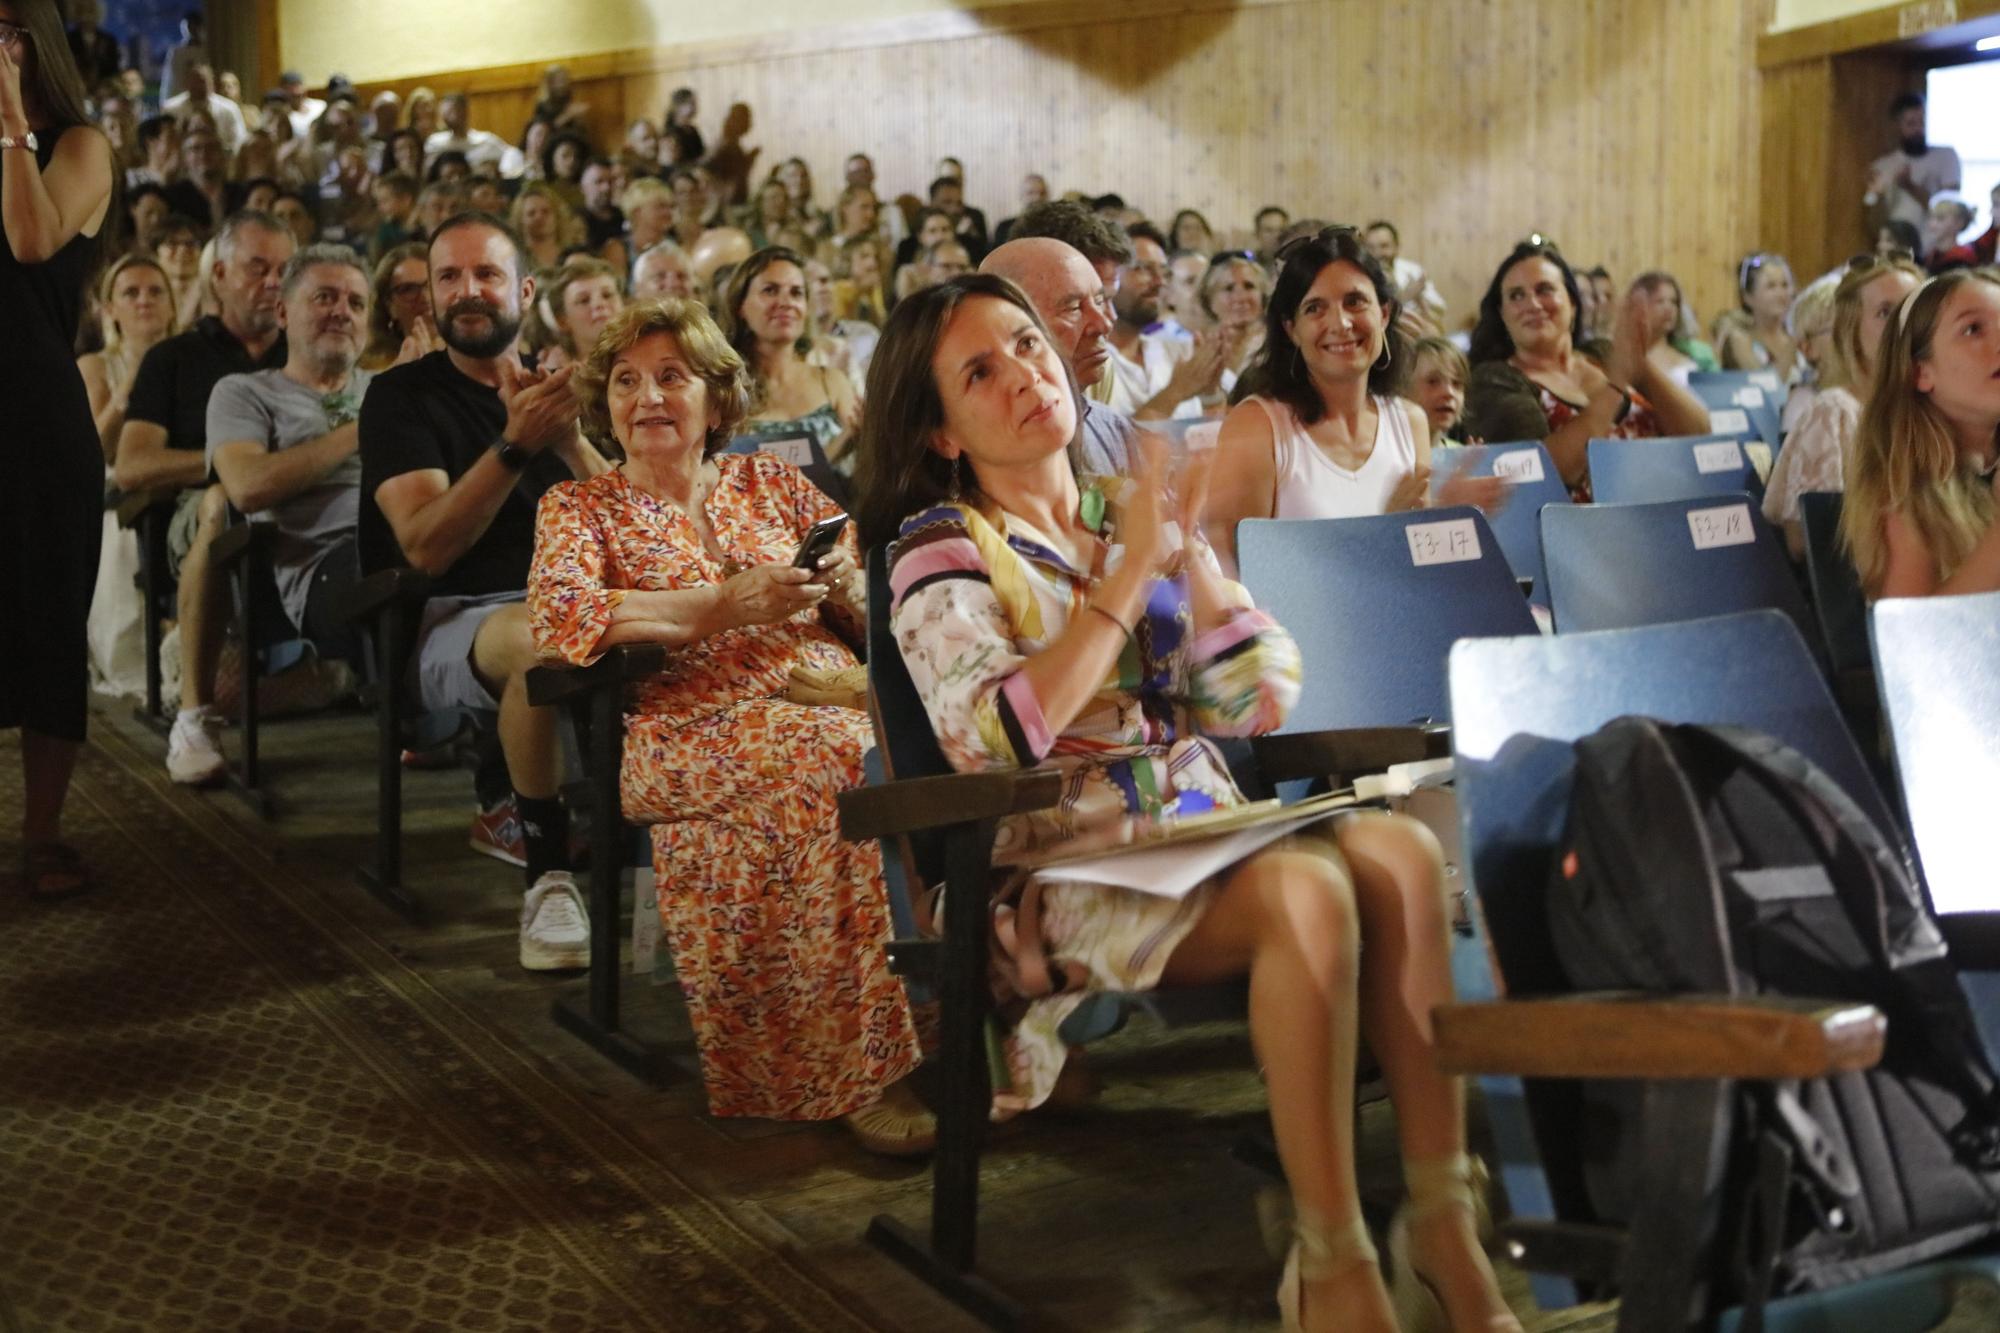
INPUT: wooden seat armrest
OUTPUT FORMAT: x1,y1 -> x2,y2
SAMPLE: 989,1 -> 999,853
210,521 -> 276,568
114,487 -> 176,528
1251,724 -> 1449,786
525,644 -> 671,707
1433,993 -> 1885,1080
333,567 -> 433,627
838,768 -> 1064,842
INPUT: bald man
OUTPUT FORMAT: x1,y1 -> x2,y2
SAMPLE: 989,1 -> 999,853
981,237 -> 1136,476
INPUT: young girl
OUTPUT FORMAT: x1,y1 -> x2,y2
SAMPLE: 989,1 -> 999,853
1404,336 -> 1471,448
1842,270 -> 2000,597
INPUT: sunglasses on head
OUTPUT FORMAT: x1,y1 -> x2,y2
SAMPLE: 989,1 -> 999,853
1273,223 -> 1360,266
1520,233 -> 1562,254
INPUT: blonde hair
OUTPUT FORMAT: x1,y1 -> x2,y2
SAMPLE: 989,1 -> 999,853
618,175 -> 673,217
1407,334 -> 1468,387
1842,270 -> 2000,594
542,254 -> 623,354
1827,255 -> 1923,395
573,298 -> 751,456
97,253 -> 175,357
508,180 -> 584,250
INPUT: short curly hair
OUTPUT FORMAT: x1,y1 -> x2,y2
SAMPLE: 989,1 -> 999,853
573,298 -> 752,458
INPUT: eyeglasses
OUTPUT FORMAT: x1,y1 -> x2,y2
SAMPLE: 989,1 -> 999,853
0,20 -> 30,49
1273,223 -> 1358,266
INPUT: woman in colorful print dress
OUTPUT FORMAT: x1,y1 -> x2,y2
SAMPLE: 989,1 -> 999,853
853,274 -> 1521,1333
526,298 -> 928,1153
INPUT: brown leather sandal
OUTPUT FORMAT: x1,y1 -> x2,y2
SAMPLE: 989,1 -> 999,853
23,842 -> 91,900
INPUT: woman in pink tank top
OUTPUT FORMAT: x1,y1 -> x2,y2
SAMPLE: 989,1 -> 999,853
1204,226 -> 1505,576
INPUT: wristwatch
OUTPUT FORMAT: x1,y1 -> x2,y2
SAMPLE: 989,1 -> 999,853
493,439 -> 530,470
0,132 -> 37,153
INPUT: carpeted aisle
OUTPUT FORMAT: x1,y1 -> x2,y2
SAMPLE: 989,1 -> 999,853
0,725 -> 881,1333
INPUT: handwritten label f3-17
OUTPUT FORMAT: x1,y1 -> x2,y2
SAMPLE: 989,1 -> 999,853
1490,449 -> 1545,483
1687,502 -> 1755,551
1406,517 -> 1481,566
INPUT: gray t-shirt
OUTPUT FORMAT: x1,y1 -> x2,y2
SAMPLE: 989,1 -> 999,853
205,366 -> 372,631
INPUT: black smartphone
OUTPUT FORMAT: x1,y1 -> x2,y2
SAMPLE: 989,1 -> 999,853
792,513 -> 849,569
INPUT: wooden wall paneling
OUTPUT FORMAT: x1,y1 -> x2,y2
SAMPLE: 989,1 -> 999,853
356,0 -> 1771,329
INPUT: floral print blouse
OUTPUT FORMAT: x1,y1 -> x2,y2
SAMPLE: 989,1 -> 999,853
887,476 -> 1303,864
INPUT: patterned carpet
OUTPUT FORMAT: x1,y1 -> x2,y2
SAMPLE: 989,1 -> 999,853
0,724 -> 882,1333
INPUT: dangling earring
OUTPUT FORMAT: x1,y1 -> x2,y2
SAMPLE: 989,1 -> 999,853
1375,334 -> 1393,372
946,453 -> 963,501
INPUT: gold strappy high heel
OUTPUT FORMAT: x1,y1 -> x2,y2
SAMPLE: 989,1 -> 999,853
1278,1211 -> 1380,1333
1388,1154 -> 1521,1333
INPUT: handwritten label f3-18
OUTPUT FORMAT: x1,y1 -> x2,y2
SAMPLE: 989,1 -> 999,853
1406,517 -> 1481,566
1692,440 -> 1744,474
1687,502 -> 1755,551
1707,408 -> 1750,436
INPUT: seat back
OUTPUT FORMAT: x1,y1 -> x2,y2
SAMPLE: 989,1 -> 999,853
1799,491 -> 1870,676
1588,435 -> 1768,505
1428,443 -> 1569,607
723,431 -> 851,508
1238,508 -> 1536,732
1541,493 -> 1817,649
865,546 -> 956,888
1686,376 -> 1784,447
1869,590 -> 2000,920
1447,611 -> 1897,1303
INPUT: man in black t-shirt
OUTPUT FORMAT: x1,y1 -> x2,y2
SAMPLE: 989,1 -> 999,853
360,211 -> 611,971
116,211 -> 293,785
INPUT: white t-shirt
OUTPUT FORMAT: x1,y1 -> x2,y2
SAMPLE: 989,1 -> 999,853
1102,334 -> 1187,417
163,92 -> 249,154
425,129 -> 526,179
1869,145 -> 1963,240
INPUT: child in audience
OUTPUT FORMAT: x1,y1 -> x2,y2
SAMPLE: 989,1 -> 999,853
1404,336 -> 1471,448
1764,255 -> 1921,560
1843,270 -> 2000,597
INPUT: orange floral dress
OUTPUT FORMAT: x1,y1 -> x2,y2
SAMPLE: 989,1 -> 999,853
527,456 -> 919,1121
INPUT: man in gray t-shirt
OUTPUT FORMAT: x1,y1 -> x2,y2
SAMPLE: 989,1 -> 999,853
208,245 -> 387,649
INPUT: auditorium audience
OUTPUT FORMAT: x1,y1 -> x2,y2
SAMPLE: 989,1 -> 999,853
1103,221 -> 1226,420
630,238 -> 694,300
1781,269 -> 1840,431
527,296 -> 927,1144
1253,204 -> 1289,265
1763,255 -> 1922,560
1171,208 -> 1215,255
854,273 -> 1520,1333
726,245 -> 860,466
359,211 -> 611,964
992,171 -> 1047,246
425,93 -> 522,178
1204,228 -> 1503,575
1404,336 -> 1471,449
1463,238 -> 1709,500
1364,220 -> 1446,333
116,212 -> 295,785
1865,92 -> 1960,258
161,64 -> 246,155
531,64 -> 587,132
984,210 -> 1140,475
1197,250 -> 1269,411
1630,270 -> 1718,386
154,215 -> 204,330
206,244 -> 383,666
4,0 -> 117,897
1719,252 -> 1799,379
540,254 -> 625,366
361,240 -> 437,370
510,180 -> 581,269
661,86 -> 702,166
1842,269 -> 2000,598
80,255 -> 175,464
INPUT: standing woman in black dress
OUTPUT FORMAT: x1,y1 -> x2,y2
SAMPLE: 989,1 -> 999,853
1,0 -> 115,897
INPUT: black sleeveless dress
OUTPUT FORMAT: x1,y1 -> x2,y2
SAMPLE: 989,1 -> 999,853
0,130 -> 106,742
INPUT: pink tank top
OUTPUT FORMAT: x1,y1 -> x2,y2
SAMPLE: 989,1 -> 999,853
1257,394 -> 1418,520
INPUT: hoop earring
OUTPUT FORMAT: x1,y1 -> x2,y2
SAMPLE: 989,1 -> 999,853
1375,335 -> 1393,372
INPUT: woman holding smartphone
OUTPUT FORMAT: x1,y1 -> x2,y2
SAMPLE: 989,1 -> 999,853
526,298 -> 930,1155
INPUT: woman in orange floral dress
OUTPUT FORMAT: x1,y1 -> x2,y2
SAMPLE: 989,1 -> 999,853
526,298 -> 927,1151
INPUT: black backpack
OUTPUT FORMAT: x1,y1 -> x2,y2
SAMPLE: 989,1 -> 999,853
1544,717 -> 2000,1316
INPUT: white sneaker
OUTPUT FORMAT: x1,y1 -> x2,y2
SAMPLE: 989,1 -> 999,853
166,708 -> 227,786
519,871 -> 589,971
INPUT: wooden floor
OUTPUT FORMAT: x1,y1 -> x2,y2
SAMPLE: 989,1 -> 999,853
91,695 -> 1616,1333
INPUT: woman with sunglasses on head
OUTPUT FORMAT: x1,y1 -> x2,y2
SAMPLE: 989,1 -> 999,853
1204,227 -> 1506,576
1463,238 -> 1710,501
855,272 -> 1521,1333
1720,252 -> 1801,381
1762,256 -> 1922,561
0,0 -> 117,898
1841,269 -> 2000,598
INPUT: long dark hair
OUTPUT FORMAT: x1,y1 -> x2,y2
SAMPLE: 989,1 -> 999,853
853,272 -> 1078,552
1230,225 -> 1407,424
11,0 -> 92,131
723,245 -> 811,365
1468,239 -> 1586,364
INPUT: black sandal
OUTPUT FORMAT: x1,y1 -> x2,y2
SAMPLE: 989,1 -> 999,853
23,842 -> 91,900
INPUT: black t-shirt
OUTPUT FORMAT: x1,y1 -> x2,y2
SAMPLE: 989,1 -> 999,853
583,205 -> 626,252
358,349 -> 572,598
126,315 -> 288,457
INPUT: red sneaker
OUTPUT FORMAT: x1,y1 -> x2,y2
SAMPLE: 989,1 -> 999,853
468,798 -> 527,867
